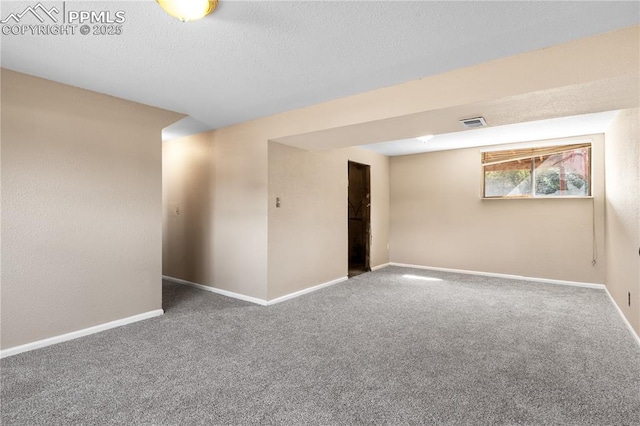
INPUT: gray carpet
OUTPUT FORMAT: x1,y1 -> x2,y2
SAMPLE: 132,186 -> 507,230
2,266 -> 639,425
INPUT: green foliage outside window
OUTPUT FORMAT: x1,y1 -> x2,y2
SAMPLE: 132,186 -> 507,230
482,145 -> 591,198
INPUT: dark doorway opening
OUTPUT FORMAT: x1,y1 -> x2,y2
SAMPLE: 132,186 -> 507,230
348,161 -> 371,278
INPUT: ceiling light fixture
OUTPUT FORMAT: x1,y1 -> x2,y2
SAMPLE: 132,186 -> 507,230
157,0 -> 218,22
416,135 -> 434,142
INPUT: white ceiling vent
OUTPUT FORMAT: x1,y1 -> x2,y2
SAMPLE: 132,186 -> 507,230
459,116 -> 487,128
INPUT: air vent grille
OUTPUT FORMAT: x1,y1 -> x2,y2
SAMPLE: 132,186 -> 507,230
460,117 -> 487,128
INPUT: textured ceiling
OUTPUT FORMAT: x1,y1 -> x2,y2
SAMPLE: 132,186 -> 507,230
1,1 -> 639,138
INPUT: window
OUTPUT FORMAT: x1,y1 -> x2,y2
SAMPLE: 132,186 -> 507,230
482,143 -> 591,198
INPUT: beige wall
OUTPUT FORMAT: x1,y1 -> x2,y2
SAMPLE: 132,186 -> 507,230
389,135 -> 606,284
162,137 -> 388,302
267,143 -> 389,300
162,27 -> 636,302
604,108 -> 640,335
4,28 -> 637,351
162,128 -> 269,300
162,133 -> 215,284
211,129 -> 269,300
1,70 -> 181,349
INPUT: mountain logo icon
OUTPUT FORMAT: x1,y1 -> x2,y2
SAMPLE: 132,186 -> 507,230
1,3 -> 60,24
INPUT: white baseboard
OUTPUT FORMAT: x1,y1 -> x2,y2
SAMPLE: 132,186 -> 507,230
162,275 -> 268,306
163,275 -> 349,306
371,263 -> 391,271
0,309 -> 164,359
387,262 -> 638,348
389,263 -> 605,289
267,276 -> 348,305
603,287 -> 640,348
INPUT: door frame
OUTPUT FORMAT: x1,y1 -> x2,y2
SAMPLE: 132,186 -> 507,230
347,161 -> 371,275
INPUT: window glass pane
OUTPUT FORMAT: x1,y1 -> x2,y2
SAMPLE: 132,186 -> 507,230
484,159 -> 532,197
534,147 -> 590,196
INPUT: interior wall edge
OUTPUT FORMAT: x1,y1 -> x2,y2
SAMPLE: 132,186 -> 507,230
602,107 -> 640,335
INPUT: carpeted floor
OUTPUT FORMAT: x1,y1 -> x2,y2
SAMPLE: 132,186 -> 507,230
2,266 -> 639,425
